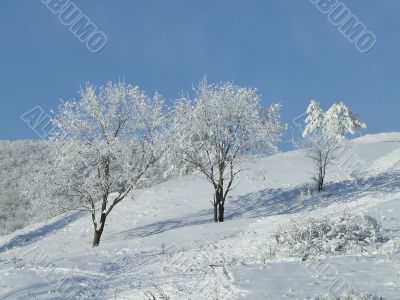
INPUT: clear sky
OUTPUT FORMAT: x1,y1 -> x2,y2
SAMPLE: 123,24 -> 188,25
1,1 -> 399,150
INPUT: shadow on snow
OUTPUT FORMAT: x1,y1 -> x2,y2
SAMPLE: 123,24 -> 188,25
124,168 -> 400,238
0,212 -> 82,254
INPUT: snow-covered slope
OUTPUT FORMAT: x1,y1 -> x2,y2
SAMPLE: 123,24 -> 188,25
1,133 -> 400,299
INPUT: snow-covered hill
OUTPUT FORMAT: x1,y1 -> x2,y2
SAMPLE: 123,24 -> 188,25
1,132 -> 400,299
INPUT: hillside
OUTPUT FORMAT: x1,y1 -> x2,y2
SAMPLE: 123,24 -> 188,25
1,133 -> 400,299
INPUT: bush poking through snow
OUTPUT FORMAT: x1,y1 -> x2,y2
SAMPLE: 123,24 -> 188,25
274,214 -> 382,258
142,287 -> 170,300
317,290 -> 383,300
301,183 -> 319,197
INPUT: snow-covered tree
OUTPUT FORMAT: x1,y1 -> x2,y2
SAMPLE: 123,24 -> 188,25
36,82 -> 167,246
302,100 -> 366,192
171,80 -> 286,222
0,141 -> 51,235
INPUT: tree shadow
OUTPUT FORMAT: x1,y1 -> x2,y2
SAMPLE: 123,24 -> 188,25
0,212 -> 82,254
123,168 -> 400,238
226,168 -> 400,220
122,208 -> 214,238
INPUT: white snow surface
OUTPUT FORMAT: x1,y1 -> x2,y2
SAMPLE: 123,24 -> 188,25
1,132 -> 400,299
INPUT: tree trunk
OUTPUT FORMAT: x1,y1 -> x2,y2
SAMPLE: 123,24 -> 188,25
214,203 -> 218,223
93,212 -> 106,247
214,185 -> 224,223
318,172 -> 324,192
317,166 -> 324,192
93,228 -> 104,247
218,203 -> 224,222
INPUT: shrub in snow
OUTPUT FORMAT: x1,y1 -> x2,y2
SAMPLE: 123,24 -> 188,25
300,183 -> 319,197
142,287 -> 170,300
273,214 -> 382,258
317,290 -> 383,300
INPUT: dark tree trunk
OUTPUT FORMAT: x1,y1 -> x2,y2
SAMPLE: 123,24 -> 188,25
319,177 -> 324,191
318,172 -> 324,192
93,228 -> 104,247
93,212 -> 107,247
218,203 -> 224,222
317,166 -> 325,192
214,185 -> 224,223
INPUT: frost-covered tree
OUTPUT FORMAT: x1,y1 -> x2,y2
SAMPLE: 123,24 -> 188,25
302,100 -> 366,192
171,80 -> 286,222
35,82 -> 167,246
0,141 -> 51,235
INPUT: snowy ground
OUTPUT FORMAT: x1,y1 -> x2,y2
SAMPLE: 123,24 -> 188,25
1,132 -> 400,299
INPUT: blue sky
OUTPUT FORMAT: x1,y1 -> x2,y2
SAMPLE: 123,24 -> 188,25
1,0 -> 399,149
